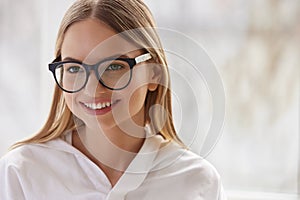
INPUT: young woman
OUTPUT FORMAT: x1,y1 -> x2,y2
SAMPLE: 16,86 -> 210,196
0,0 -> 226,199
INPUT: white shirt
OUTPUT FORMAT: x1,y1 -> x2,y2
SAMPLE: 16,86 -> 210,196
0,133 -> 226,200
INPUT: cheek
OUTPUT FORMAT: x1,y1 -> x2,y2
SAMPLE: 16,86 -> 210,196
126,67 -> 150,115
128,85 -> 148,115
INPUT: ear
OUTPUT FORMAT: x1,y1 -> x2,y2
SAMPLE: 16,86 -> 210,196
148,64 -> 162,92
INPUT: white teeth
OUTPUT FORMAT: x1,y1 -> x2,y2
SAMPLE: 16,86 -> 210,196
84,101 -> 112,110
97,103 -> 102,109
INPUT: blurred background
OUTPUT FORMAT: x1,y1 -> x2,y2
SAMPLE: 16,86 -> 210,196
0,0 -> 299,199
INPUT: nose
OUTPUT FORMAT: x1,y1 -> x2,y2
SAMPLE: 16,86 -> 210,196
83,71 -> 107,95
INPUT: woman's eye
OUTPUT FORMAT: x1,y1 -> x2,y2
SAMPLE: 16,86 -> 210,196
106,64 -> 123,71
67,66 -> 83,73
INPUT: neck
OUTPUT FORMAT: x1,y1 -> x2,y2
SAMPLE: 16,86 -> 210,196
75,111 -> 146,171
84,123 -> 145,153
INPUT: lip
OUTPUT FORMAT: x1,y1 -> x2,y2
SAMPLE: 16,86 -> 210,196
79,99 -> 120,116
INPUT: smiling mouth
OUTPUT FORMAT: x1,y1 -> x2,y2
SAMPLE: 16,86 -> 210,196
83,100 -> 119,110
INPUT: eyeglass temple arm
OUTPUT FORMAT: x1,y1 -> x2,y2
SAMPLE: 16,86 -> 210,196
135,53 -> 152,64
52,55 -> 62,63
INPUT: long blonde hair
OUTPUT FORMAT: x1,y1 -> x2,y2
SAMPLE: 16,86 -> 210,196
12,0 -> 184,149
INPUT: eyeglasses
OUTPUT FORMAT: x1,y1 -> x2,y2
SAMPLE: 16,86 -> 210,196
48,53 -> 152,93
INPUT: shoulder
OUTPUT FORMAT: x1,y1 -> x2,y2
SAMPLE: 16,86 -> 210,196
153,141 -> 220,180
0,143 -> 38,168
0,138 -> 72,172
178,148 -> 220,180
175,148 -> 223,191
140,140 -> 226,199
0,139 -> 107,199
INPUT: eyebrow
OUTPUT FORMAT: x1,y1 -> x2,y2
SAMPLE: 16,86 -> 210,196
62,54 -> 130,62
62,57 -> 82,62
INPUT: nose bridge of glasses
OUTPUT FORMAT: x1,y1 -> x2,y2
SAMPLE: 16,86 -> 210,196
83,62 -> 99,77
83,63 -> 98,80
83,63 -> 108,92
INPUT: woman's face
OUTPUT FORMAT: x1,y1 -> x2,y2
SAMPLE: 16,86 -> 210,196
61,19 -> 156,132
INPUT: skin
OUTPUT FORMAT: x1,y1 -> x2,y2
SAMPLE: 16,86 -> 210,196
61,19 -> 159,187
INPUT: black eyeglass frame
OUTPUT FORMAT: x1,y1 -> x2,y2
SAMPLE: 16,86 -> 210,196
48,53 -> 152,93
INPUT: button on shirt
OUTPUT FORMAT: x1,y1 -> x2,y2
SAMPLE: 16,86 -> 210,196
0,133 -> 226,200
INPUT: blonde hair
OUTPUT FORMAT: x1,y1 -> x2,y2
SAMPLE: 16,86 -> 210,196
12,0 -> 184,149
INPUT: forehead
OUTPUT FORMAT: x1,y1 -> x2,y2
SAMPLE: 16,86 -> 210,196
61,19 -> 139,62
